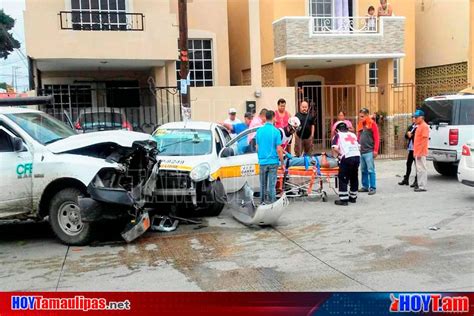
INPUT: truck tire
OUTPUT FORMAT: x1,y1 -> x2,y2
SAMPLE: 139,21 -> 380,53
49,188 -> 94,246
201,180 -> 226,217
433,161 -> 458,177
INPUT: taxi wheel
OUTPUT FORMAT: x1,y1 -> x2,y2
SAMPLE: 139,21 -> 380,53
201,180 -> 226,217
49,188 -> 94,246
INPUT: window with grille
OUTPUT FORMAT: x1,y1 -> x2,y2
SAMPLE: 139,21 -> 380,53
176,39 -> 214,87
393,58 -> 401,86
310,0 -> 333,17
71,0 -> 127,31
43,84 -> 92,121
369,62 -> 378,87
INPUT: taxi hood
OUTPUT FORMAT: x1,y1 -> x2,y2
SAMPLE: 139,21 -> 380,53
46,131 -> 154,154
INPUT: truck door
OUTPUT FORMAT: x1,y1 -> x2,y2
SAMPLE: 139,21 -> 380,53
0,125 -> 33,218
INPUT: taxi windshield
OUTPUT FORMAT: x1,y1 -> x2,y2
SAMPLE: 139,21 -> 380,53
153,128 -> 212,156
6,112 -> 76,145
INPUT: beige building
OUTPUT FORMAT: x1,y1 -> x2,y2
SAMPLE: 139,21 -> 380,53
24,0 -> 231,131
225,0 -> 416,153
415,0 -> 474,103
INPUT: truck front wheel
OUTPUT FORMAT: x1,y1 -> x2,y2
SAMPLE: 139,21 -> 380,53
49,188 -> 94,246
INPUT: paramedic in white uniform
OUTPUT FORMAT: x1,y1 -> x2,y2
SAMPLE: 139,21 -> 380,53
331,121 -> 361,206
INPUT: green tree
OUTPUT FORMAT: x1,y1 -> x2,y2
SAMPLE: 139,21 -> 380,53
0,9 -> 21,60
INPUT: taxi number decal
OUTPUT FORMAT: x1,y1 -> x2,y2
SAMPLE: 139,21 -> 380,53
241,164 -> 255,176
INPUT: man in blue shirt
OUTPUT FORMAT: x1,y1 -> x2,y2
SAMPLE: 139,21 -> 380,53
222,112 -> 253,154
256,110 -> 285,203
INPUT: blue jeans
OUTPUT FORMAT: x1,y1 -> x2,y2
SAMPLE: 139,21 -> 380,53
259,164 -> 278,203
360,152 -> 376,189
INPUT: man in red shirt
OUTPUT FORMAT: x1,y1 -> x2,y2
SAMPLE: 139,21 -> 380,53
413,110 -> 430,192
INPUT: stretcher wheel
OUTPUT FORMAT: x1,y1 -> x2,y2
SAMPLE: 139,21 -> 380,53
322,192 -> 328,202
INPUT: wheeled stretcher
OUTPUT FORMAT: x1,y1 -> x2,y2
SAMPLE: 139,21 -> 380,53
276,155 -> 339,202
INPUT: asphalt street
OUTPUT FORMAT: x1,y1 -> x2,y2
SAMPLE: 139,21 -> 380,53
0,159 -> 473,291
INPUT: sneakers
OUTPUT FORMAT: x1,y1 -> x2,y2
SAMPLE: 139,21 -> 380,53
414,188 -> 427,192
368,188 -> 376,195
358,187 -> 369,193
334,200 -> 349,206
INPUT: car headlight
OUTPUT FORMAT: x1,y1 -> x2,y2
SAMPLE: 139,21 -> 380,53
190,163 -> 211,182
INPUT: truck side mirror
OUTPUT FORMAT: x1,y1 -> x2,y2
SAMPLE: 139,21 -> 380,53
12,136 -> 26,152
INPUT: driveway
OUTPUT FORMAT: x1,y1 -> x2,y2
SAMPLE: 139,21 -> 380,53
0,159 -> 473,291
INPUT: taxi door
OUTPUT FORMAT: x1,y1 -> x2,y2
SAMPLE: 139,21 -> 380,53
0,125 -> 33,218
218,127 -> 260,193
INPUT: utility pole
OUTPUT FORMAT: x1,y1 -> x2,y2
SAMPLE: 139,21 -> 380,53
178,0 -> 191,120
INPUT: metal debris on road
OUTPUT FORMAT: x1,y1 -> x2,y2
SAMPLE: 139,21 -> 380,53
151,215 -> 179,232
428,226 -> 440,231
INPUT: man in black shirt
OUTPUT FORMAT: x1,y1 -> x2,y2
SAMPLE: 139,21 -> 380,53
295,101 -> 315,156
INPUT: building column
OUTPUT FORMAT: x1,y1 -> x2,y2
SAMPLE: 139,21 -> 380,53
469,0 -> 474,85
248,0 -> 262,88
273,61 -> 287,87
377,59 -> 395,156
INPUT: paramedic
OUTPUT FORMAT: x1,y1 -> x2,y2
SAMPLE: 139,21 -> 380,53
332,121 -> 361,206
279,116 -> 301,153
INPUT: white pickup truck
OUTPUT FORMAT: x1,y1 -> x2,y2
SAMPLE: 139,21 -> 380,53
0,107 -> 156,245
421,95 -> 474,176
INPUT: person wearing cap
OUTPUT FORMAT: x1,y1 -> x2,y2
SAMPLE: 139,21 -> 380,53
398,115 -> 418,186
413,109 -> 430,192
224,108 -> 242,137
256,110 -> 285,204
278,116 -> 301,153
222,112 -> 254,154
332,121 -> 361,206
357,108 -> 380,195
274,98 -> 291,129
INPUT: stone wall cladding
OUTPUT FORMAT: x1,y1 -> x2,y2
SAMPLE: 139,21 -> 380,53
273,18 -> 405,58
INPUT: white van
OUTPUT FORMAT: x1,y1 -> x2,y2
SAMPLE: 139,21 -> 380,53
421,95 -> 474,176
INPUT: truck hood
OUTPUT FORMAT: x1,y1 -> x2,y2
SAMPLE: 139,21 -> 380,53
46,131 -> 154,154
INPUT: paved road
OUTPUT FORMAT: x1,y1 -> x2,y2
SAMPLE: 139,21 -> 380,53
0,160 -> 473,291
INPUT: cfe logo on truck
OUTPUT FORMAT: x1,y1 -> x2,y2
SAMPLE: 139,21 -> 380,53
16,163 -> 33,179
389,293 -> 469,313
11,295 -> 131,311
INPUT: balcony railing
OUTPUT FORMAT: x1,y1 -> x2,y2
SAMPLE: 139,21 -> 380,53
59,11 -> 144,31
312,16 -> 378,34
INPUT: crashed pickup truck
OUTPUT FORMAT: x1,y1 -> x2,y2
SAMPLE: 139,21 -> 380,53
0,107 -> 157,245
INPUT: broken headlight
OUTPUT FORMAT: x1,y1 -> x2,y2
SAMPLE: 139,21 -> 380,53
190,163 -> 210,182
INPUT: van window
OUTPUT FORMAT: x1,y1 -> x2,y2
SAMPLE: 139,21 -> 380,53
0,129 -> 13,152
458,99 -> 474,125
421,100 -> 454,125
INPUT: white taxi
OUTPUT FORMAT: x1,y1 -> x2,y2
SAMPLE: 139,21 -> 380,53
151,121 -> 261,216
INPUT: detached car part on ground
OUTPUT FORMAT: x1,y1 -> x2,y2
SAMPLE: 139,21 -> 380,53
0,107 -> 158,245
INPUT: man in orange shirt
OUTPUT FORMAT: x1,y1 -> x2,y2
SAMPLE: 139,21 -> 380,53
413,110 -> 430,192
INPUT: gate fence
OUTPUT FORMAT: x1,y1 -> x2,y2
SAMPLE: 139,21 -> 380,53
296,83 -> 417,159
38,86 -> 181,135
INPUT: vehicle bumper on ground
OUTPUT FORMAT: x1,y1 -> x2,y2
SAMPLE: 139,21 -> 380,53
428,149 -> 458,162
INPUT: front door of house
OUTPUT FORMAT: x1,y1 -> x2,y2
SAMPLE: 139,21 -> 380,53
297,81 -> 324,142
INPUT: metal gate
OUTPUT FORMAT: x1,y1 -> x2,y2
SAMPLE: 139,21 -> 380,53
297,83 -> 416,159
38,85 -> 181,134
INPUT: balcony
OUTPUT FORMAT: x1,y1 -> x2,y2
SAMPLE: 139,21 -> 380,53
273,16 -> 405,68
24,1 -> 177,68
59,11 -> 145,31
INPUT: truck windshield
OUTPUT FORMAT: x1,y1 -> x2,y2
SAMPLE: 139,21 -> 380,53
6,112 -> 76,145
153,129 -> 212,156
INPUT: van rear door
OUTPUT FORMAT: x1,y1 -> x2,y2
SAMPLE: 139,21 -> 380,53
420,99 -> 457,162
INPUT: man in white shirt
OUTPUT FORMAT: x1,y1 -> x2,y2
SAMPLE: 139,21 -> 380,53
224,108 -> 242,137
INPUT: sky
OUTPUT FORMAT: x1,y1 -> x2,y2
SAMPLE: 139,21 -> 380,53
0,0 -> 28,92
